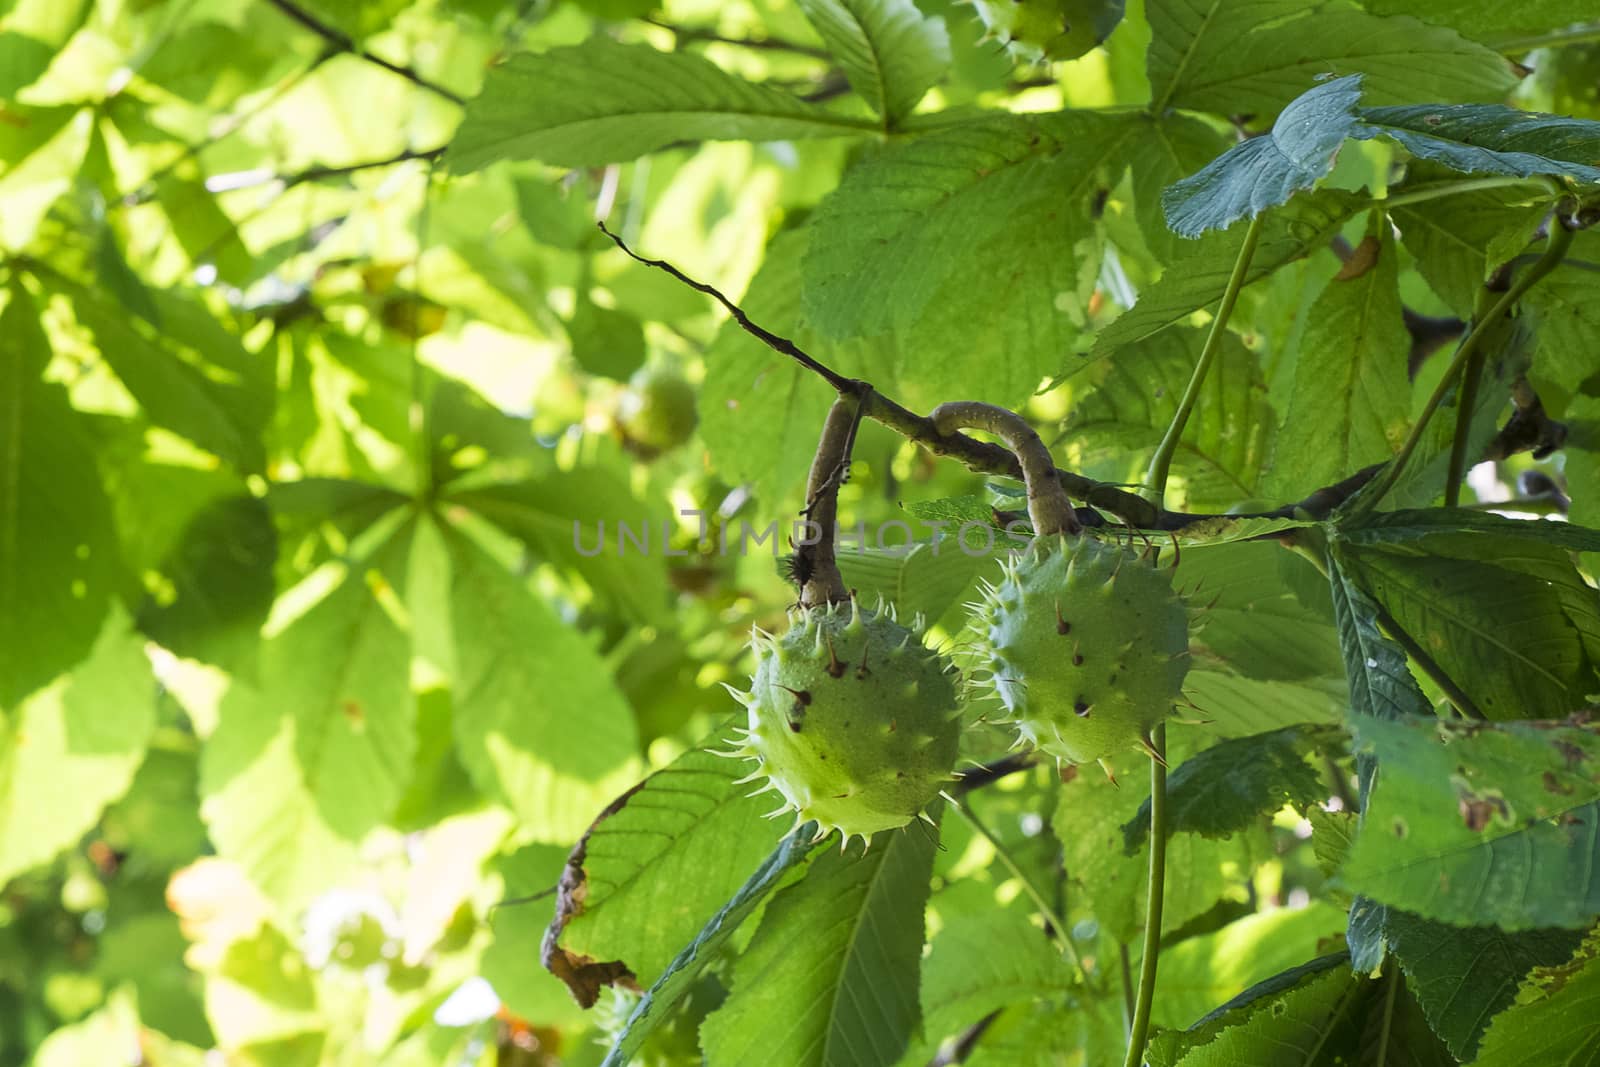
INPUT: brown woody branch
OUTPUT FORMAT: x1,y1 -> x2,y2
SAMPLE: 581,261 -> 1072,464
598,225 -> 1562,530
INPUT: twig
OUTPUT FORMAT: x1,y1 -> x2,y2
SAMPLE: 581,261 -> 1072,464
1359,220 -> 1575,514
644,17 -> 832,59
199,146 -> 448,195
952,752 -> 1039,794
263,0 -> 467,105
1122,721 -> 1168,1067
1144,213 -> 1264,507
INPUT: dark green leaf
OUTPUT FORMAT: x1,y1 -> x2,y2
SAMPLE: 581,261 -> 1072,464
1339,715 -> 1600,930
199,550 -> 416,907
1470,929 -> 1600,1066
1066,326 -> 1275,510
0,608 -> 156,885
1147,955 -> 1361,1067
137,496 -> 277,670
547,734 -> 786,991
1272,230 -> 1412,491
1341,549 -> 1597,719
600,829 -> 823,1067
1383,909 -> 1582,1060
449,468 -> 672,625
805,111 -> 1137,405
919,908 -> 1076,1040
566,297 -> 647,381
0,284 -> 125,707
448,39 -> 876,171
700,228 -> 839,502
1122,726 -> 1332,851
1163,76 -> 1362,238
1148,0 -> 1516,117
444,524 -> 641,844
795,0 -> 950,125
1076,190 -> 1366,370
1360,0 -> 1597,41
699,818 -> 938,1067
1354,104 -> 1600,184
1389,168 -> 1546,317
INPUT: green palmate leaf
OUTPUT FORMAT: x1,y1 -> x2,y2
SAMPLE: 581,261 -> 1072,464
1147,0 -> 1516,117
0,606 -> 156,885
1381,909 -> 1583,1060
601,829 -> 823,1067
545,735 -> 786,999
1353,104 -> 1600,184
136,495 -> 277,670
565,296 -> 646,381
0,104 -> 92,250
1162,75 -> 1362,239
199,555 -> 416,907
918,909 -> 1077,1041
1271,231 -> 1412,491
700,228 -> 840,502
956,998 -> 1125,1067
835,540 -> 987,629
448,468 -> 672,626
1325,549 -> 1434,730
196,919 -> 324,1061
1340,547 -> 1598,719
1077,189 -> 1366,369
1126,113 -> 1232,260
1147,955 -> 1362,1067
1526,230 -> 1600,397
1054,743 -> 1262,943
1360,0 -> 1596,41
1182,671 -> 1346,737
700,818 -> 940,1067
1179,541 -> 1344,683
795,0 -> 950,125
1471,929 -> 1600,1066
1332,507 -> 1600,554
1065,326 -> 1275,510
443,525 -> 640,844
1154,903 -> 1351,1029
1121,726 -> 1333,851
1339,715 -> 1600,930
0,284 -> 125,707
805,111 -> 1137,404
448,38 -> 876,171
66,282 -> 270,473
1389,167 -> 1546,318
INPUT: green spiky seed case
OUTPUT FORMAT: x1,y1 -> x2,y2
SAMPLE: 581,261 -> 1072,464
722,600 -> 961,847
976,536 -> 1188,766
967,0 -> 1126,64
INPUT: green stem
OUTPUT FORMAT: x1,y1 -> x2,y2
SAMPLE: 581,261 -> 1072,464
949,799 -> 1092,987
1358,221 -> 1575,515
1373,969 -> 1400,1067
1143,213 -> 1265,507
1122,723 -> 1168,1067
1494,22 -> 1600,53
1377,175 -> 1555,210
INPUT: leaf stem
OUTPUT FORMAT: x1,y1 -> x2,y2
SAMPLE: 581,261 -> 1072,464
1373,968 -> 1400,1067
1377,176 -> 1555,210
1357,220 -> 1575,514
1494,23 -> 1600,53
1143,213 -> 1265,507
948,798 -> 1092,987
1122,722 -> 1168,1067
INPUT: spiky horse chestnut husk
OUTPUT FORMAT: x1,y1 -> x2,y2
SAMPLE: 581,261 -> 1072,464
721,600 -> 961,847
976,536 -> 1188,768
